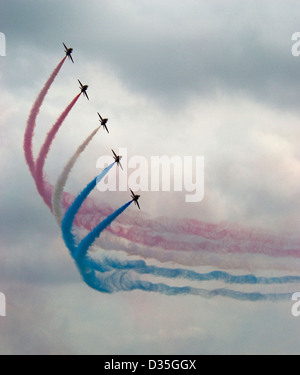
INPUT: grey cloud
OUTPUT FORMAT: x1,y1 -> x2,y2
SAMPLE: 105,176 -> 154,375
1,0 -> 300,110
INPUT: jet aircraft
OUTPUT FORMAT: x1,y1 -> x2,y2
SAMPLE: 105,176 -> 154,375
78,79 -> 89,100
112,149 -> 123,170
130,189 -> 141,210
63,43 -> 74,63
98,112 -> 109,133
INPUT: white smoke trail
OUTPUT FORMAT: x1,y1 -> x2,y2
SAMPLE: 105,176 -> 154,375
91,230 -> 300,273
52,126 -> 100,225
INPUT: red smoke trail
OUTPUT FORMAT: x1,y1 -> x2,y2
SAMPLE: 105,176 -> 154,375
34,94 -> 81,209
56,191 -> 300,260
58,196 -> 300,260
89,219 -> 300,258
33,181 -> 299,262
91,229 -> 300,272
24,57 -> 67,177
106,224 -> 300,258
69,201 -> 296,247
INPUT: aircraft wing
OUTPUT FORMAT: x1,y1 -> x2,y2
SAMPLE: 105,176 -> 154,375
78,79 -> 83,88
112,149 -> 117,158
84,91 -> 89,100
136,200 -> 140,210
104,125 -> 109,133
69,54 -> 74,63
119,161 -> 123,171
63,42 -> 67,50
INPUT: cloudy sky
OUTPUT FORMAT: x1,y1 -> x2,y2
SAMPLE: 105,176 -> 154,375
1,0 -> 300,355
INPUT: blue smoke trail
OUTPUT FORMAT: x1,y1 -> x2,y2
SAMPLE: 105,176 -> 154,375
74,201 -> 133,260
61,165 -> 296,302
189,287 -> 292,301
61,162 -> 115,254
85,256 -> 300,285
75,258 -> 293,300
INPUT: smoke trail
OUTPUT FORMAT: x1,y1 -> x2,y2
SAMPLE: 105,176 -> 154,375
50,162 -> 300,269
86,256 -> 300,285
110,225 -> 300,258
71,209 -> 300,262
91,230 -> 300,272
52,126 -> 101,225
24,57 -> 66,177
35,94 -> 81,209
56,139 -> 300,296
75,201 -> 133,260
76,264 -> 194,295
188,287 -> 292,301
75,258 -> 293,301
77,196 -> 299,248
61,162 -> 115,253
62,188 -> 300,261
60,175 -> 299,298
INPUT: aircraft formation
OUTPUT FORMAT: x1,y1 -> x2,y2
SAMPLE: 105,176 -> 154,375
63,43 -> 141,209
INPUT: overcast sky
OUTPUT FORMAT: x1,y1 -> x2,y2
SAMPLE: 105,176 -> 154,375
1,0 -> 300,355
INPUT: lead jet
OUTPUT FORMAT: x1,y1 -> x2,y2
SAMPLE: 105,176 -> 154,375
98,112 -> 109,133
78,79 -> 89,100
130,189 -> 141,210
112,149 -> 123,170
63,43 -> 74,63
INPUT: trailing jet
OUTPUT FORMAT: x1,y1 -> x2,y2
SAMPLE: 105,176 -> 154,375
63,43 -> 74,63
98,112 -> 109,133
112,149 -> 123,170
78,79 -> 89,100
130,189 -> 141,210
